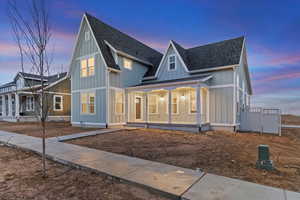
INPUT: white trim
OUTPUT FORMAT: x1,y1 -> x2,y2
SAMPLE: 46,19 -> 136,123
233,67 -> 237,124
53,95 -> 63,111
207,84 -> 234,89
75,52 -> 99,61
170,41 -> 190,72
211,123 -> 239,127
106,69 -> 110,124
108,122 -> 126,126
71,121 -> 106,126
168,54 -> 177,71
43,76 -> 68,90
72,87 -> 105,93
45,91 -> 71,96
80,91 -> 96,115
110,87 -> 124,91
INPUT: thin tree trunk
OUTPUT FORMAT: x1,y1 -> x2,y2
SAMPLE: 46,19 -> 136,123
42,119 -> 46,178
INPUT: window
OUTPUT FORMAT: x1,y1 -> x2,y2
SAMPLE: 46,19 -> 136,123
115,91 -> 124,114
168,55 -> 176,71
88,57 -> 95,76
80,57 -> 95,77
123,58 -> 132,70
171,94 -> 178,114
26,96 -> 34,111
85,31 -> 90,41
81,92 -> 95,114
189,90 -> 196,113
148,95 -> 158,114
53,95 -> 63,111
81,59 -> 88,77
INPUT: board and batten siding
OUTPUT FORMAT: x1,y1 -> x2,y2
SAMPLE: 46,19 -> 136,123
70,17 -> 107,124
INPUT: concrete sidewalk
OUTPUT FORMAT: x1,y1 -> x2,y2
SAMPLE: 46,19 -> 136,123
282,124 -> 300,128
0,130 -> 299,200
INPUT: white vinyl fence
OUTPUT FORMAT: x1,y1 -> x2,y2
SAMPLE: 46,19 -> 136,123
240,107 -> 281,136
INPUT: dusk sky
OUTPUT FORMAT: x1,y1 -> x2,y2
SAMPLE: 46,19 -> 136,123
0,0 -> 299,115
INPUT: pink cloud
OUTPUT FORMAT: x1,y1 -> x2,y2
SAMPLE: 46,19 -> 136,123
0,41 -> 19,57
255,72 -> 300,83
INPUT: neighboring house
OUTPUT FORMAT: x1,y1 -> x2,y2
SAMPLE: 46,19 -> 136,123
69,13 -> 252,132
0,72 -> 71,122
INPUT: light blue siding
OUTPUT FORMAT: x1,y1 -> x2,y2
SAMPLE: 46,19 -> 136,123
208,70 -> 234,86
72,89 -> 106,123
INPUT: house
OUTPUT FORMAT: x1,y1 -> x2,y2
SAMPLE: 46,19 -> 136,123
69,13 -> 252,132
0,72 -> 71,122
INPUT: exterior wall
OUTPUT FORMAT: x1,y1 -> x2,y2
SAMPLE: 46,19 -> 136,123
109,88 -> 125,124
110,55 -> 149,88
72,89 -> 106,124
156,46 -> 190,81
70,17 -> 107,125
208,69 -> 234,86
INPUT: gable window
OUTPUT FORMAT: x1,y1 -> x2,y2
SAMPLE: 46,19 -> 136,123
171,93 -> 178,114
115,91 -> 124,114
168,55 -> 176,71
53,95 -> 63,111
81,92 -> 95,114
123,58 -> 132,70
85,31 -> 90,41
80,57 -> 95,77
26,96 -> 34,111
148,95 -> 158,114
189,90 -> 196,114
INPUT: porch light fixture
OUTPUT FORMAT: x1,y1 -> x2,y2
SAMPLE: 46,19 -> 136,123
180,94 -> 186,100
159,96 -> 164,101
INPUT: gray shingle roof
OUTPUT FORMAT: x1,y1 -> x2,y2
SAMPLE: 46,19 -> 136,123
85,13 -> 163,71
144,37 -> 244,78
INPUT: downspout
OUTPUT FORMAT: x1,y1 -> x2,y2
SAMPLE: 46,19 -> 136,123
233,66 -> 237,131
106,68 -> 110,128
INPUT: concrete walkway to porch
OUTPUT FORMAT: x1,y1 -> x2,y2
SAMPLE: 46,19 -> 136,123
0,130 -> 299,200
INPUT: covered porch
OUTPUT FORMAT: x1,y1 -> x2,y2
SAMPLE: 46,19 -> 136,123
126,77 -> 210,132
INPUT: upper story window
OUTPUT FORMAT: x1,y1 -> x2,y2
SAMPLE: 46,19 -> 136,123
123,57 -> 132,70
80,57 -> 95,77
168,55 -> 176,71
85,31 -> 90,41
53,95 -> 63,111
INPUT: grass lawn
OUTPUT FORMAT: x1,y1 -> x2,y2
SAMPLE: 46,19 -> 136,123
0,145 -> 169,200
0,121 -> 102,138
68,128 -> 300,192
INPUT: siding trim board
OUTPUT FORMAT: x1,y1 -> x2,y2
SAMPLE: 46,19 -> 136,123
72,87 -> 106,93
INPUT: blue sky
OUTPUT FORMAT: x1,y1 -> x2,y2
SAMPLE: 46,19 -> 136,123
0,0 -> 299,115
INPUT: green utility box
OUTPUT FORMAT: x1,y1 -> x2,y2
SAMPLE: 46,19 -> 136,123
256,145 -> 274,171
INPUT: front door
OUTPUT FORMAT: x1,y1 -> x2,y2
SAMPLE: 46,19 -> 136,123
135,96 -> 142,120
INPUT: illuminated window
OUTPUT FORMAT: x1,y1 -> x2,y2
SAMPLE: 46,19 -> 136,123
53,95 -> 63,111
190,90 -> 196,113
85,31 -> 90,41
171,93 -> 178,114
81,92 -> 95,114
168,55 -> 176,71
123,58 -> 132,70
88,57 -> 95,76
115,91 -> 124,114
148,95 -> 158,114
81,59 -> 87,77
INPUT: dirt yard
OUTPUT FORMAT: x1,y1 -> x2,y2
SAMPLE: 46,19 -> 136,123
0,145 -> 169,200
282,114 -> 300,125
0,121 -> 101,138
68,128 -> 300,192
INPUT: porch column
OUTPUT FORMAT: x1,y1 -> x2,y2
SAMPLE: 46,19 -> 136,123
125,90 -> 128,123
15,93 -> 20,118
1,95 -> 5,116
145,92 -> 148,124
196,85 -> 201,127
8,94 -> 12,117
168,89 -> 172,124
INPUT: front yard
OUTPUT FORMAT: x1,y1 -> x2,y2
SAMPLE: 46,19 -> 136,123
68,128 -> 300,192
0,121 -> 101,138
0,145 -> 169,200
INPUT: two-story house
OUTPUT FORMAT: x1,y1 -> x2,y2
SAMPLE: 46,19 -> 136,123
69,13 -> 252,132
0,72 -> 71,122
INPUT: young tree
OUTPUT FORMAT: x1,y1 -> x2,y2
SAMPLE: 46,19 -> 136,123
8,0 -> 52,177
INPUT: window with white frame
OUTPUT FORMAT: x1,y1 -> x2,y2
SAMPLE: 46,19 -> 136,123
81,92 -> 95,114
148,95 -> 158,114
123,57 -> 132,70
168,55 -> 176,71
115,91 -> 124,114
85,31 -> 90,41
81,57 -> 95,77
171,93 -> 178,114
53,95 -> 63,111
189,90 -> 196,113
26,96 -> 34,111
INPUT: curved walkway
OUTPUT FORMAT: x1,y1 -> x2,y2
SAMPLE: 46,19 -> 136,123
0,130 -> 299,200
